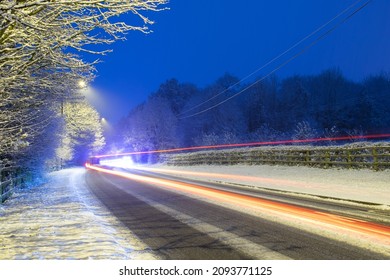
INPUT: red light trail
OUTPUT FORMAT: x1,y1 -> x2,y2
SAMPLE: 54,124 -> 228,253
93,133 -> 390,159
86,164 -> 390,245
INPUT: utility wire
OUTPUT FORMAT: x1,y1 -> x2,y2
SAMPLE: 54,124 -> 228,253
178,0 -> 365,117
179,0 -> 371,119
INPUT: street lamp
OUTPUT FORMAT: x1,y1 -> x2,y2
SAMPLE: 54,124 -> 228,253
101,117 -> 111,139
78,79 -> 87,89
58,79 -> 87,169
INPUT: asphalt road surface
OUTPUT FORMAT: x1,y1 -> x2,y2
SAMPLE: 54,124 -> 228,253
85,167 -> 390,260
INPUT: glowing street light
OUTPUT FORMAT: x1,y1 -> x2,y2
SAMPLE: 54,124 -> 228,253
100,117 -> 111,137
78,79 -> 87,89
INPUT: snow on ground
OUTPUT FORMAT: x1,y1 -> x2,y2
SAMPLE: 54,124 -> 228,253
0,168 -> 158,260
0,164 -> 389,260
138,164 -> 390,206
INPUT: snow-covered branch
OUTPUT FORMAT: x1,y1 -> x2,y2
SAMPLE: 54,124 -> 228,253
0,0 -> 168,171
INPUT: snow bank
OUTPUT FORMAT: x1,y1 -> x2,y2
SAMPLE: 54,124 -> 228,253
141,164 -> 390,206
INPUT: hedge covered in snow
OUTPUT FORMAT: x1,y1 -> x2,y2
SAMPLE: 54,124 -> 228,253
163,142 -> 390,170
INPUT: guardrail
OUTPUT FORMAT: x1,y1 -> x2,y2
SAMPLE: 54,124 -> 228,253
0,165 -> 25,203
164,144 -> 390,171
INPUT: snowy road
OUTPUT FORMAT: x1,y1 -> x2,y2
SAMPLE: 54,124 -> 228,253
85,166 -> 390,259
1,166 -> 389,260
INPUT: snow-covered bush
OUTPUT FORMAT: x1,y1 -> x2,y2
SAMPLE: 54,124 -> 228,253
193,132 -> 220,146
164,142 -> 390,170
293,121 -> 318,141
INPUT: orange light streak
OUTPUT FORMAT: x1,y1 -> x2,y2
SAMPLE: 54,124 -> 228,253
86,164 -> 390,244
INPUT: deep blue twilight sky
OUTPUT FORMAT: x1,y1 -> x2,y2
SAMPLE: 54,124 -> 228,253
86,0 -> 390,123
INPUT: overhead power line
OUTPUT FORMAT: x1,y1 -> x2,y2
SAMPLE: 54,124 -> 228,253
178,0 -> 371,120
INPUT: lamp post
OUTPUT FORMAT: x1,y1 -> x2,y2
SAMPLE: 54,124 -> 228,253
59,79 -> 88,169
101,117 -> 109,136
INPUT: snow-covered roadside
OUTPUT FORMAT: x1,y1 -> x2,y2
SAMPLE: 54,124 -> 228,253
136,164 -> 390,206
0,168 -> 157,260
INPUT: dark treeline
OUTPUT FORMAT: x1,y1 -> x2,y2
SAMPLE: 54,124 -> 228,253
110,69 -> 390,153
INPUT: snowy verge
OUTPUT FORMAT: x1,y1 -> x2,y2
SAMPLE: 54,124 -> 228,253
135,164 -> 390,206
0,168 -> 157,260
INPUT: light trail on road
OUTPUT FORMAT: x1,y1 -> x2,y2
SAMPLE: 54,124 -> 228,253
86,164 -> 390,246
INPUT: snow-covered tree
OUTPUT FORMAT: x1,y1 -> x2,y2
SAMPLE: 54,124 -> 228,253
123,97 -> 177,152
0,0 -> 168,91
0,0 -> 167,172
58,101 -> 105,166
154,79 -> 196,114
277,76 -> 310,130
249,124 -> 285,142
241,76 -> 278,133
193,132 -> 220,146
179,73 -> 245,146
361,74 -> 390,131
293,121 -> 318,141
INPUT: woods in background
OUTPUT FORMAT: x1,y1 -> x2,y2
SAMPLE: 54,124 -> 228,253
114,69 -> 390,155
